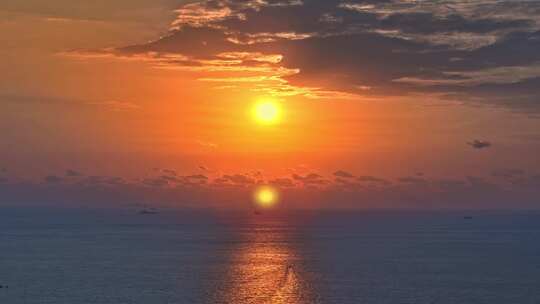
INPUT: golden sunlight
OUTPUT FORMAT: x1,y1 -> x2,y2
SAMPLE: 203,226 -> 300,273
254,186 -> 279,208
252,99 -> 281,124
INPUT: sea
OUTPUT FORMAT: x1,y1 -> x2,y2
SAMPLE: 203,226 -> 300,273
1,207 -> 540,304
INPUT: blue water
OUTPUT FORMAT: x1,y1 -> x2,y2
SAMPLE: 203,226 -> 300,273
1,207 -> 540,303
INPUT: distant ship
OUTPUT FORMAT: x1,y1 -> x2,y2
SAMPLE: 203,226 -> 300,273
463,216 -> 473,220
138,208 -> 158,215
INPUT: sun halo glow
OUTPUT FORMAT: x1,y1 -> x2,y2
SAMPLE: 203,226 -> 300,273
254,186 -> 279,208
252,100 -> 281,124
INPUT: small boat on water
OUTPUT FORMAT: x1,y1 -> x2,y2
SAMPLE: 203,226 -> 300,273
138,208 -> 158,215
464,216 -> 473,220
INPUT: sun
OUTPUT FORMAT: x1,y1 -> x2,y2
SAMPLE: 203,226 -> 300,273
252,99 -> 281,124
253,186 -> 279,208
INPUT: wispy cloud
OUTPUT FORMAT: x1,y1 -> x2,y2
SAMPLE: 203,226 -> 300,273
88,100 -> 141,111
468,140 -> 492,149
55,0 -> 540,110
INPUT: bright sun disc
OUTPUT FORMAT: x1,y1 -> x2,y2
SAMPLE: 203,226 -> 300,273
252,100 -> 281,124
254,186 -> 279,208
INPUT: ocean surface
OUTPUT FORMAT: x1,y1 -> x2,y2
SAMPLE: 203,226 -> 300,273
1,207 -> 540,304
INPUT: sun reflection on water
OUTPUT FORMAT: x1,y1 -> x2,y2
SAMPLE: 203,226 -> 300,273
218,217 -> 315,304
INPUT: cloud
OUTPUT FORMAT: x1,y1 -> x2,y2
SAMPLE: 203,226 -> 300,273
185,174 -> 208,180
292,172 -> 328,187
80,175 -> 126,187
63,0 -> 540,109
44,175 -> 64,184
269,177 -> 295,187
356,175 -> 391,184
394,63 -> 540,86
142,177 -> 169,187
397,176 -> 427,184
181,174 -> 209,185
65,169 -> 83,177
3,167 -> 540,209
468,139 -> 492,149
292,172 -> 322,180
340,1 -> 537,49
170,2 -> 239,28
215,174 -> 256,186
140,172 -> 211,188
164,174 -> 209,186
160,175 -> 178,182
198,165 -> 214,173
87,100 -> 141,111
334,170 -> 354,178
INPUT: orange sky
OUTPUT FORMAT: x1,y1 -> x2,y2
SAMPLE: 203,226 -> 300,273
1,0 -> 540,209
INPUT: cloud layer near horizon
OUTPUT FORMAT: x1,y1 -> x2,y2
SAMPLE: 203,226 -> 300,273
2,167 -> 540,209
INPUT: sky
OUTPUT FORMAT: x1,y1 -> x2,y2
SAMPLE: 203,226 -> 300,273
1,0 -> 540,209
